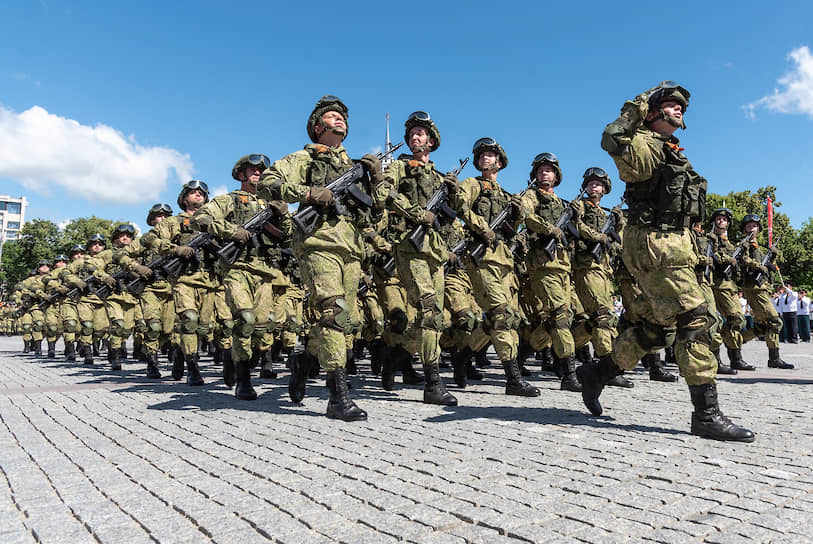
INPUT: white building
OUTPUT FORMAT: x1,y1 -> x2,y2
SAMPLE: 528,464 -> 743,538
0,195 -> 28,241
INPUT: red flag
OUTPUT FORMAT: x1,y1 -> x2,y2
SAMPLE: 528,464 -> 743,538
767,196 -> 774,246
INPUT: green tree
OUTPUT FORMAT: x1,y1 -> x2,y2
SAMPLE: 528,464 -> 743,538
59,216 -> 116,254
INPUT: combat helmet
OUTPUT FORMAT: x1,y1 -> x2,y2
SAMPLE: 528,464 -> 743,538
530,152 -> 562,186
472,137 -> 508,171
111,223 -> 136,241
146,203 -> 173,227
647,80 -> 690,129
177,180 -> 210,210
87,233 -> 106,248
37,259 -> 51,269
53,254 -> 68,264
306,95 -> 349,143
740,213 -> 761,232
581,167 -> 611,194
69,244 -> 85,257
404,111 -> 440,152
231,154 -> 271,181
709,207 -> 733,227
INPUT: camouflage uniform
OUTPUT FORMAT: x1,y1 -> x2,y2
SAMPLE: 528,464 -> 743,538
63,241 -> 110,364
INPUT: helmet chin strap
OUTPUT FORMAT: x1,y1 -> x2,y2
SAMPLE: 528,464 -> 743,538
409,144 -> 431,153
649,107 -> 685,129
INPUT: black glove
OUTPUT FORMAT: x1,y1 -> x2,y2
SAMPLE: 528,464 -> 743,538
360,154 -> 384,184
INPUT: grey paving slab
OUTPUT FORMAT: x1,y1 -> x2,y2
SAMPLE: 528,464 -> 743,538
1,337 -> 812,543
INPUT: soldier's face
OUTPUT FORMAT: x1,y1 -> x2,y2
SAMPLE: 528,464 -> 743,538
744,222 -> 759,235
536,164 -> 557,187
115,233 -> 132,247
153,214 -> 168,225
660,100 -> 683,120
241,165 -> 262,184
478,151 -> 499,171
715,215 -> 729,230
408,126 -> 431,151
186,189 -> 206,206
71,253 -> 84,261
585,179 -> 605,196
38,265 -> 50,274
88,241 -> 103,255
55,261 -> 66,268
317,111 -> 346,137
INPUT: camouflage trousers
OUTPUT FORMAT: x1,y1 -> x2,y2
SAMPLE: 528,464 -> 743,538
395,244 -> 445,365
466,258 -> 520,362
44,305 -> 61,342
299,249 -> 362,372
77,296 -> 108,345
140,282 -> 176,355
274,284 -> 304,350
224,269 -> 277,362
212,286 -> 233,351
359,287 -> 384,344
372,266 -> 408,348
524,267 -> 575,359
574,267 -> 616,357
173,282 -> 215,357
742,286 -> 782,349
713,286 -> 745,350
105,294 -> 138,350
612,226 -> 718,386
60,301 -> 79,343
443,267 -> 488,352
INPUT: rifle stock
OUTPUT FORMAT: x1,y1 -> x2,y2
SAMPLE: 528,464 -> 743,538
406,157 -> 468,252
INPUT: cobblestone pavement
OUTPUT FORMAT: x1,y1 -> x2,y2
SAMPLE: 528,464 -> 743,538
1,337 -> 811,544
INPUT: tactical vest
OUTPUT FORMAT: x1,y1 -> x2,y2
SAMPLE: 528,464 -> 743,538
304,144 -> 371,224
529,190 -> 565,249
176,214 -> 199,246
575,199 -> 606,254
140,230 -> 161,264
624,141 -> 707,229
472,177 -> 510,228
390,158 -> 455,239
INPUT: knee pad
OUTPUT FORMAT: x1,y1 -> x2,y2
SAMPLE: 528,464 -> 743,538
553,304 -> 573,330
33,320 -> 44,332
179,310 -> 199,334
146,319 -> 162,341
21,323 -> 32,333
63,319 -> 78,334
766,316 -> 783,335
676,304 -> 712,345
453,310 -> 478,334
134,318 -> 148,334
111,319 -> 127,338
387,308 -> 409,334
722,313 -> 744,333
594,306 -> 617,330
80,321 -> 94,337
486,304 -> 522,331
418,293 -> 444,331
317,296 -> 350,332
46,323 -> 60,335
634,321 -> 675,351
220,318 -> 235,337
235,310 -> 256,337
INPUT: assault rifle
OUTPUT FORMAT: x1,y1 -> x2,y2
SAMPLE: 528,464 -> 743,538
160,232 -> 220,278
754,238 -> 779,287
469,181 -> 530,266
216,205 -> 286,267
542,188 -> 587,261
65,274 -> 100,301
293,143 -> 403,235
703,240 -> 714,282
721,230 -> 754,280
589,198 -> 625,263
93,269 -> 136,299
406,157 -> 468,252
125,254 -> 174,295
443,239 -> 468,274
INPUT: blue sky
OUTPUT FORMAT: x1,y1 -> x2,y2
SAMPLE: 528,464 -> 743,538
1,1 -> 812,235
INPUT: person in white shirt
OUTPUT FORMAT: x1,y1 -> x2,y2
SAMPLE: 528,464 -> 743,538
780,283 -> 800,344
798,288 -> 811,342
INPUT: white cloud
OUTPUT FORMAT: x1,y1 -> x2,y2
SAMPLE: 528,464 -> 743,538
744,46 -> 813,120
210,185 -> 229,197
0,105 -> 194,203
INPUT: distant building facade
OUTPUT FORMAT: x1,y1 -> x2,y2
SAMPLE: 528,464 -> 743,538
0,195 -> 28,241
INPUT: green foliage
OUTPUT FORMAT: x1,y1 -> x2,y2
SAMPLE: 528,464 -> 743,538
59,217 -> 116,253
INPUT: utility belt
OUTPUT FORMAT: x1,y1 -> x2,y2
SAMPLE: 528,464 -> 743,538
626,201 -> 692,231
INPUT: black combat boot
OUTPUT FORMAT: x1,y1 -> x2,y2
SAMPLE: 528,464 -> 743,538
369,339 -> 385,375
607,374 -> 634,388
576,344 -> 593,365
475,346 -> 491,368
288,350 -> 317,403
576,354 -> 624,416
92,340 -> 101,357
689,383 -> 755,442
119,344 -> 127,360
47,340 -> 56,358
382,345 -> 409,391
207,340 -> 217,357
502,359 -> 541,397
727,347 -> 755,371
423,361 -> 458,405
213,344 -> 223,364
170,345 -> 184,380
664,344 -> 676,366
466,359 -> 484,380
537,346 -> 555,372
108,346 -> 122,370
23,339 -> 31,353
714,348 -> 736,375
146,352 -> 161,379
451,346 -> 472,388
132,340 -> 143,361
326,368 -> 367,421
234,359 -> 257,400
517,339 -> 533,377
221,348 -> 235,387
186,354 -> 204,386
64,341 -> 76,362
401,355 -> 425,385
559,355 -> 583,392
79,342 -> 94,365
32,340 -> 42,357
646,352 -> 679,381
353,339 -> 366,362
345,348 -> 358,376
767,347 -> 794,369
259,350 -> 278,379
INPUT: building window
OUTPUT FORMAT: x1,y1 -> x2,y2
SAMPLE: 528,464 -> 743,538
6,203 -> 21,214
7,222 -> 20,230
5,232 -> 18,240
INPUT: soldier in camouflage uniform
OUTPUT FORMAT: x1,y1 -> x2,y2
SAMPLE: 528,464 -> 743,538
151,180 -> 218,385
17,262 -> 50,356
707,207 -> 747,373
193,154 -> 292,400
581,81 -> 754,442
737,214 -> 794,370
55,245 -> 87,361
259,95 -> 383,421
519,152 -> 583,392
457,138 -> 539,397
41,254 -> 69,358
373,111 -> 457,405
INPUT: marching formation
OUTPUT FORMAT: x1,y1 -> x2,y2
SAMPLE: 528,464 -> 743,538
5,82 -> 797,443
